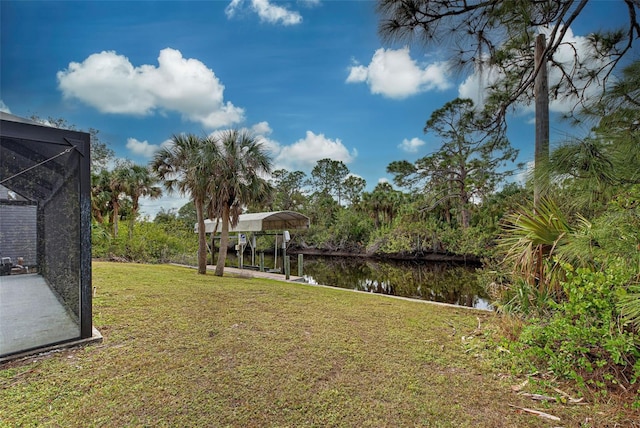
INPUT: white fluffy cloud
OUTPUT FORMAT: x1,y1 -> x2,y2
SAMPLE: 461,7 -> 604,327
251,120 -> 272,136
126,138 -> 172,159
206,121 -> 282,159
225,0 -> 302,25
398,137 -> 425,153
347,47 -> 451,99
458,26 -> 610,114
0,100 -> 11,114
457,62 -> 501,108
57,48 -> 244,129
275,131 -> 356,170
252,125 -> 282,158
207,123 -> 357,174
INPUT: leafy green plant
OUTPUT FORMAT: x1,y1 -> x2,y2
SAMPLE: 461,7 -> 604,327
491,278 -> 555,317
439,225 -> 497,258
92,220 -> 197,264
512,261 -> 640,400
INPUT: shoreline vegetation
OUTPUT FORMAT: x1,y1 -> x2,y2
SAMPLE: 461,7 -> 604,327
2,262 -> 637,426
288,247 -> 483,264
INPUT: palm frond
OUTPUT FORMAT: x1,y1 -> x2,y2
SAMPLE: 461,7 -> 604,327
500,198 -> 574,296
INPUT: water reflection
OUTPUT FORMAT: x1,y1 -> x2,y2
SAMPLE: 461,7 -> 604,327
227,253 -> 491,310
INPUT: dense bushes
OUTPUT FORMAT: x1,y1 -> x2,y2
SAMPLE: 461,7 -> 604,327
510,261 -> 640,400
92,220 -> 197,265
491,194 -> 640,404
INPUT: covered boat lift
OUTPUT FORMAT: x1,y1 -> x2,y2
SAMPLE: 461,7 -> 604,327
197,210 -> 310,271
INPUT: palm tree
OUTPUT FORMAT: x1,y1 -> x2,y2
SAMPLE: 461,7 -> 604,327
91,169 -> 113,224
210,129 -> 273,277
151,134 -> 219,274
363,182 -> 402,228
121,164 -> 163,238
108,165 -> 130,237
500,198 -> 595,299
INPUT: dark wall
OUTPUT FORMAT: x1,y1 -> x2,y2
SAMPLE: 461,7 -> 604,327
0,204 -> 37,265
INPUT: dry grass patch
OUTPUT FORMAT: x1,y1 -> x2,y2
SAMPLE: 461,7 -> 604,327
1,262 -> 636,427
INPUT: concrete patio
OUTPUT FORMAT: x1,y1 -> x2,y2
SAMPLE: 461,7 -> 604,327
0,274 -> 80,357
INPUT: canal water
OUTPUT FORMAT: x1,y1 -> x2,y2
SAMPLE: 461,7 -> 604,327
227,253 -> 492,310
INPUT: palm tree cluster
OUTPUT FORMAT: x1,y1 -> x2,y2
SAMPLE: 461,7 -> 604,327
151,129 -> 273,276
359,182 -> 403,228
91,162 -> 162,239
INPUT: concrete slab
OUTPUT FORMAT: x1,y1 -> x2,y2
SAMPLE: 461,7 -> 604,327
0,327 -> 102,364
206,265 -> 305,282
0,274 -> 80,357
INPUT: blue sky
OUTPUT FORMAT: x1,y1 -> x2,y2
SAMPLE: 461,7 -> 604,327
1,0 -> 632,217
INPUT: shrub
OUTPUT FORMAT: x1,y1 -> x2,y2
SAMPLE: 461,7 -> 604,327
439,225 -> 497,258
511,260 -> 640,400
92,220 -> 197,264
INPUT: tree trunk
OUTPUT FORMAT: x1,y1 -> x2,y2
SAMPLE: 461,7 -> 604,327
215,204 -> 230,277
534,33 -> 550,210
461,207 -> 470,229
129,198 -> 138,240
112,202 -> 119,237
459,177 -> 470,229
195,198 -> 207,274
210,232 -> 215,266
94,208 -> 104,224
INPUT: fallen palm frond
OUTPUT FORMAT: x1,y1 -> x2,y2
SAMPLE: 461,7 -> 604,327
508,404 -> 561,421
617,287 -> 640,331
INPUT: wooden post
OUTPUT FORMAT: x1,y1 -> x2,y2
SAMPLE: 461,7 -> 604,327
534,33 -> 550,211
259,252 -> 265,272
210,233 -> 215,265
274,235 -> 278,270
283,242 -> 287,275
251,234 -> 256,266
298,254 -> 303,277
285,256 -> 290,280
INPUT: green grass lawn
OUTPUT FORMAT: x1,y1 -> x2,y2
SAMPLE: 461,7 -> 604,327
1,262 -> 637,427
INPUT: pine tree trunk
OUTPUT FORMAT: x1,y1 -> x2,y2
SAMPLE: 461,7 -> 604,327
534,33 -> 550,210
461,207 -> 470,229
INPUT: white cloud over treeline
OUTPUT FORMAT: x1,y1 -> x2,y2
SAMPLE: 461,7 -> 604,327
398,137 -> 426,153
458,26 -> 611,114
57,48 -> 244,129
126,138 -> 172,159
347,47 -> 451,99
275,130 -> 356,170
123,118 -> 356,176
223,122 -> 357,172
349,25 -> 610,116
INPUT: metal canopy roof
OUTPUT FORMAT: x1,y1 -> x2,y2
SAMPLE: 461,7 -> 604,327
199,211 -> 310,233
